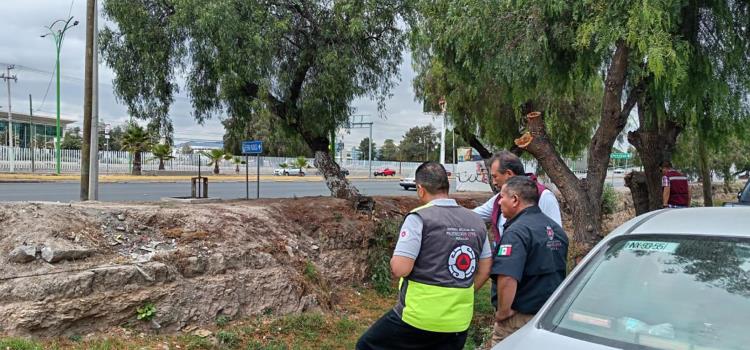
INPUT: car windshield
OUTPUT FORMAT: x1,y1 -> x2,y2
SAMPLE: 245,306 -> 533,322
541,235 -> 750,350
741,181 -> 750,202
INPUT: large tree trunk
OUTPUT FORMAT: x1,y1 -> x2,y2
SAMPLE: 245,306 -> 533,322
213,162 -> 220,175
624,172 -> 650,215
627,92 -> 683,213
159,159 -> 165,170
698,131 -> 713,207
516,41 -> 640,253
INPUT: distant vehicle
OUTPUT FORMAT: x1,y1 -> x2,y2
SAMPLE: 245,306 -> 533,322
723,179 -> 750,207
399,173 -> 416,190
273,167 -> 305,176
374,168 -> 396,177
314,168 -> 349,177
493,207 -> 750,350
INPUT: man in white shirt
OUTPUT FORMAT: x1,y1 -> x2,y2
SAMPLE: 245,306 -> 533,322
472,151 -> 562,247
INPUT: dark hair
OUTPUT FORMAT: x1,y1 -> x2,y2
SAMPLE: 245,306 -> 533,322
490,151 -> 525,175
503,176 -> 539,205
415,162 -> 450,194
661,160 -> 673,168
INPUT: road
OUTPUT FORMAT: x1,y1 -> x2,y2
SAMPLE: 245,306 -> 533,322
0,179 -> 458,202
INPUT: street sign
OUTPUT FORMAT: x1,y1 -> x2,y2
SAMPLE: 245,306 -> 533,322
610,152 -> 633,160
242,140 -> 263,154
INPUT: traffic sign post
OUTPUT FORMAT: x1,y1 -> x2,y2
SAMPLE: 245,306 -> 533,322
242,141 -> 263,199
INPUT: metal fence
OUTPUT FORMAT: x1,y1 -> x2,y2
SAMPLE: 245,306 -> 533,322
0,146 -> 432,175
0,146 -> 589,177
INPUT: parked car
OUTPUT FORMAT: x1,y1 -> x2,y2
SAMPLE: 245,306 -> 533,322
273,167 -> 305,176
493,206 -> 750,350
723,179 -> 749,207
374,168 -> 396,177
399,173 -> 416,190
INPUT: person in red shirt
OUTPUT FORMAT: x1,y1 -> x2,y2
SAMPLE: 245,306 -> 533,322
661,160 -> 691,208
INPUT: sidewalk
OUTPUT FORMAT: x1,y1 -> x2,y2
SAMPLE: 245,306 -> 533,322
0,173 -> 398,183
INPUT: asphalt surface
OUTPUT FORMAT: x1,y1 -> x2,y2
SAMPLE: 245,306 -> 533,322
0,179 -> 458,202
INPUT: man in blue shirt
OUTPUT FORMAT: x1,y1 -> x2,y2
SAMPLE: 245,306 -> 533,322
490,176 -> 569,346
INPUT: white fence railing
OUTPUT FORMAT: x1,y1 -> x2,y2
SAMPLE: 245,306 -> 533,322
0,146 -> 591,176
0,146 -> 435,175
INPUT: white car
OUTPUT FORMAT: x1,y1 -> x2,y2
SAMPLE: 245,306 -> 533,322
400,174 -> 416,190
494,207 -> 750,350
273,167 -> 305,176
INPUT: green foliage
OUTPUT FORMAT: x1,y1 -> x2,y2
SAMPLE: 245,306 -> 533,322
367,219 -> 400,295
121,123 -> 152,155
101,0 -> 410,155
136,302 -> 156,321
150,143 -> 175,170
200,149 -> 231,174
216,330 -> 239,348
358,138 -> 377,160
398,125 -> 440,162
303,261 -> 319,283
601,184 -> 617,215
0,338 -> 43,350
278,163 -> 289,169
271,313 -> 326,342
216,315 -> 231,328
61,126 -> 83,150
182,335 -> 212,350
292,156 -> 309,170
379,139 -> 399,161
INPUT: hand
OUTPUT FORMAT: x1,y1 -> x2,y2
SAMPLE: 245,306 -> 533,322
495,308 -> 516,323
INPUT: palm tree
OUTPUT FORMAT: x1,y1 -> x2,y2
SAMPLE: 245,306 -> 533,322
231,156 -> 244,173
121,124 -> 152,175
293,156 -> 308,171
201,149 -> 231,174
150,144 -> 175,170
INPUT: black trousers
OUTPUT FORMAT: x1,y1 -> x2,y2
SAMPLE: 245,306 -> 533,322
356,310 -> 468,350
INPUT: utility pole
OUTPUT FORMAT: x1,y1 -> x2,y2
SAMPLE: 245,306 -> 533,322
29,94 -> 35,173
81,0 -> 95,200
1,65 -> 17,172
88,0 -> 99,200
349,115 -> 373,178
438,97 -> 447,165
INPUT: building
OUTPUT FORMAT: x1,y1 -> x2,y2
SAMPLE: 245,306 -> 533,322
0,112 -> 76,149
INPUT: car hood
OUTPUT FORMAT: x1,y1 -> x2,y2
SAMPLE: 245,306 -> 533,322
401,177 -> 415,181
493,325 -> 619,350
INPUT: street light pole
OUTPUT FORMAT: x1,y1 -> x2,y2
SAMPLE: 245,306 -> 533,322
42,17 -> 78,175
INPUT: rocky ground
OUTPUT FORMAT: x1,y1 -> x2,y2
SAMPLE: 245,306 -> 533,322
0,194 -> 484,338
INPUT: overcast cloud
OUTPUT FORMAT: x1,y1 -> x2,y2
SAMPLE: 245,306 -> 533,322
0,0 -> 441,150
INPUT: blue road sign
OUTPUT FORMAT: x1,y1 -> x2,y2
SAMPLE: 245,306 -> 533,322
242,140 -> 263,154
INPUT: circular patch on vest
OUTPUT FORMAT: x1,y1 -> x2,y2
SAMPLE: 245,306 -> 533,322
448,245 -> 477,280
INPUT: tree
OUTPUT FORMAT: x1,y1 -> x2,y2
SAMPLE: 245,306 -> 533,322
379,139 -> 399,161
231,156 -> 244,174
100,0 -> 410,202
626,1 -> 750,213
150,143 -> 174,170
410,0 -> 694,248
293,156 -> 309,172
121,124 -> 152,175
180,143 -> 193,155
398,125 -> 439,162
201,149 -> 230,175
358,137 -> 377,160
61,127 -> 83,150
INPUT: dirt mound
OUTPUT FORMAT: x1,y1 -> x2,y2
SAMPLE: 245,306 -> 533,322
0,194 -> 487,337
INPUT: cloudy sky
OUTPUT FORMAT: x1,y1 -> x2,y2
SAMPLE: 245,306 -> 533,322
0,0 -> 443,150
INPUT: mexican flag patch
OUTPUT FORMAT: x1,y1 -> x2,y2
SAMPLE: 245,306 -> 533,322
498,244 -> 512,257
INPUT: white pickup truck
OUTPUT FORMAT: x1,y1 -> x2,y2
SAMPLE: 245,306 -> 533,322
273,167 -> 305,176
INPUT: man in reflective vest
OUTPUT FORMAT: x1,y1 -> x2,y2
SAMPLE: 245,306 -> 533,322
357,162 -> 492,350
661,160 -> 691,208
